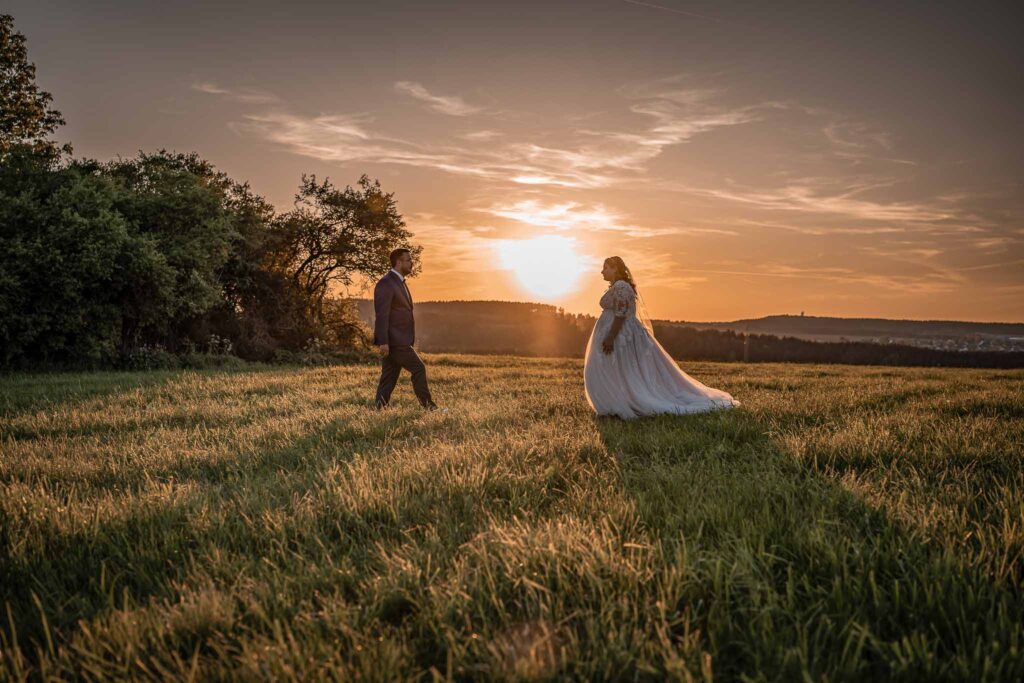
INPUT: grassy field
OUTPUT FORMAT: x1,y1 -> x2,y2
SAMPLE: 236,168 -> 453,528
1,356 -> 1022,681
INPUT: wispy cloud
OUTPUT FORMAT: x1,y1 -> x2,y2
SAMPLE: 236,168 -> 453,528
621,0 -> 748,28
974,237 -> 1012,250
460,130 -> 502,141
692,182 -> 956,223
821,119 -> 917,166
234,112 -> 619,187
731,218 -> 905,236
630,98 -> 763,146
569,85 -> 773,173
666,262 -> 966,296
477,200 -> 680,237
191,81 -> 279,104
395,81 -> 483,116
484,85 -> 775,186
232,116 -> 622,189
219,78 -> 767,190
231,112 -> 499,178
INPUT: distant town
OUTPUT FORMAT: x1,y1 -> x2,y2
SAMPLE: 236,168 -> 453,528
355,301 -> 1024,368
666,314 -> 1024,354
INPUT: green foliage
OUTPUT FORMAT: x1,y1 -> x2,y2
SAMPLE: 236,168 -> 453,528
0,15 -> 415,368
277,174 -> 419,321
0,14 -> 65,156
119,344 -> 180,370
0,148 -> 169,367
102,151 -> 246,349
0,145 -> 409,368
0,358 -> 1021,679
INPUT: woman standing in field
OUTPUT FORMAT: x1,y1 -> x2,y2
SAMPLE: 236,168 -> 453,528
584,256 -> 739,419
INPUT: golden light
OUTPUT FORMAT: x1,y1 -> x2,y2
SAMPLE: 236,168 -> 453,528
495,235 -> 588,300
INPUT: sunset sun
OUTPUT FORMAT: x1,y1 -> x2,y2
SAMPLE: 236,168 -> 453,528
495,235 -> 588,300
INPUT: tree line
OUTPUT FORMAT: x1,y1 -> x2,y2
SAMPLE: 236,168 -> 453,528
652,324 -> 1024,369
358,301 -> 1024,369
1,14 -> 415,370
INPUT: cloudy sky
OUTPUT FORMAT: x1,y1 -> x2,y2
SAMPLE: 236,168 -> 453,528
10,0 -> 1023,321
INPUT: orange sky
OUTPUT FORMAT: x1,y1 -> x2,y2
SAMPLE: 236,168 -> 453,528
11,1 -> 1023,321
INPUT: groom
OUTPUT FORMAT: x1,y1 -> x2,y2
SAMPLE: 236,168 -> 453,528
373,248 -> 439,411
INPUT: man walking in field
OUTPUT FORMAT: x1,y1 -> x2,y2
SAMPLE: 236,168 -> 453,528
373,248 -> 441,411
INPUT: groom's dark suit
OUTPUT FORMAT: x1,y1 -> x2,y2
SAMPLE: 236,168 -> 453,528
373,270 -> 434,408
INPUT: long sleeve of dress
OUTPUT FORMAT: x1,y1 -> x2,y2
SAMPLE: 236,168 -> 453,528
584,278 -> 738,419
611,281 -> 635,319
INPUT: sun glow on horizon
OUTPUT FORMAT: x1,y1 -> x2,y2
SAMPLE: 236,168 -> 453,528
495,235 -> 589,300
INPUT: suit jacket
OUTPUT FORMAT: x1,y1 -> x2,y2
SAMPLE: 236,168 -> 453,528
373,271 -> 415,347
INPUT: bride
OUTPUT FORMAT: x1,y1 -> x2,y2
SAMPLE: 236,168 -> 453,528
584,256 -> 739,419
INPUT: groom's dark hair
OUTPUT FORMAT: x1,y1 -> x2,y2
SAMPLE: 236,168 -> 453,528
389,248 -> 411,267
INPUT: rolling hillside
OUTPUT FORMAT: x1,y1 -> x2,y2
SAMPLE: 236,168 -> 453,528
354,300 -> 1024,363
2,358 -> 1022,679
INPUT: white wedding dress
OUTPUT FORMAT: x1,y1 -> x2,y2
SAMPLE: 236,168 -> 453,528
584,280 -> 739,419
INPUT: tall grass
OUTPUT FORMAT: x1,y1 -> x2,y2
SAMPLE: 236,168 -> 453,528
1,357 -> 1021,680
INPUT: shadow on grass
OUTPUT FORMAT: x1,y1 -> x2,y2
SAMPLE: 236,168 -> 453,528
596,409 -> 1024,681
0,370 -> 183,421
0,402 -> 510,672
0,365 -> 295,429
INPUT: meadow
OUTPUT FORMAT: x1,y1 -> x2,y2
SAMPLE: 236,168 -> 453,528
1,356 -> 1022,681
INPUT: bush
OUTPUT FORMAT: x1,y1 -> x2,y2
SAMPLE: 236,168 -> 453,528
178,352 -> 248,370
270,349 -> 301,365
269,344 -> 377,367
119,345 -> 180,370
2,15 -> 419,371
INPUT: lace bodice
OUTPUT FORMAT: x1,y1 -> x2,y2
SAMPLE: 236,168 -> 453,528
599,280 -> 636,319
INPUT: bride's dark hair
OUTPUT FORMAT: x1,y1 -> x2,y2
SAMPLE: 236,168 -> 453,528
605,256 -> 637,292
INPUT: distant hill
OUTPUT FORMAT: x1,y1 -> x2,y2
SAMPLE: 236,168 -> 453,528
353,300 -> 1024,368
355,299 -> 593,358
662,315 -> 1024,353
670,313 -> 1024,337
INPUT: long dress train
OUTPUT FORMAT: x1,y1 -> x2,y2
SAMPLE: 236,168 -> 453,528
584,280 -> 739,419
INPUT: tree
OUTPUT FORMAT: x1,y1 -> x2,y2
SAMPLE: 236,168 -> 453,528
0,153 -> 173,367
103,151 -> 247,351
1,14 -> 65,156
277,174 -> 420,324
